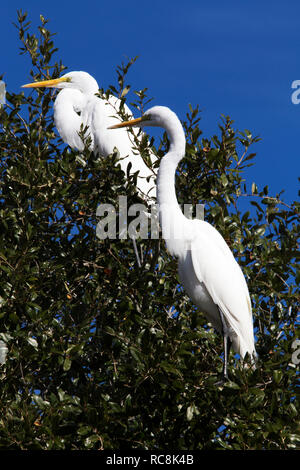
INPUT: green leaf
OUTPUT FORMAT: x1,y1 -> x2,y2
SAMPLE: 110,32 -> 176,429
63,357 -> 72,371
27,337 -> 38,350
0,12 -> 298,451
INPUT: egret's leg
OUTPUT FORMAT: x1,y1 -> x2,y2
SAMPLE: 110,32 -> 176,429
222,335 -> 232,379
132,238 -> 142,268
218,308 -> 232,380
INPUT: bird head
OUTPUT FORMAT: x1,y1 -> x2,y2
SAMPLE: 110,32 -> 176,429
108,106 -> 178,130
22,71 -> 99,95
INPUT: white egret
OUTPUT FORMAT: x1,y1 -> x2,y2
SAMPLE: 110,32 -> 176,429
22,71 -> 157,201
109,106 -> 257,379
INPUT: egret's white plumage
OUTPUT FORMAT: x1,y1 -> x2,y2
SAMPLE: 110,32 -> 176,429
110,106 -> 256,377
22,71 -> 157,201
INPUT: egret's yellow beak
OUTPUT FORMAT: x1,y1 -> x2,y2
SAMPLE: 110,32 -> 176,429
22,76 -> 70,88
108,117 -> 144,130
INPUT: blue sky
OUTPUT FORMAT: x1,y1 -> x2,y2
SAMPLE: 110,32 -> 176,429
1,0 -> 299,205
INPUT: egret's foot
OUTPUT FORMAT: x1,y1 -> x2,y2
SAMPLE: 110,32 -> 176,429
215,374 -> 229,387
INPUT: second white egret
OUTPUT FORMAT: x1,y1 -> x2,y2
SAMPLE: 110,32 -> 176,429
109,106 -> 257,379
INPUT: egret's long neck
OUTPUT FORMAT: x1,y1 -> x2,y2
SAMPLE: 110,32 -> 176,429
157,131 -> 185,207
53,89 -> 88,151
157,115 -> 186,255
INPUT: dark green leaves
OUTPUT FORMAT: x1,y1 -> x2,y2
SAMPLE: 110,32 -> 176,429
0,11 -> 298,451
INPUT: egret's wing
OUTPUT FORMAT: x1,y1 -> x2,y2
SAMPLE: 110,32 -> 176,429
190,220 -> 254,356
89,96 -> 135,158
106,94 -> 134,119
89,96 -> 157,198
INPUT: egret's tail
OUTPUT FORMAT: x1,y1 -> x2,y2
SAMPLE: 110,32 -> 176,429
231,334 -> 257,368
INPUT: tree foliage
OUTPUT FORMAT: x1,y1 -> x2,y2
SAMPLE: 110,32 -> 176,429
0,12 -> 299,450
